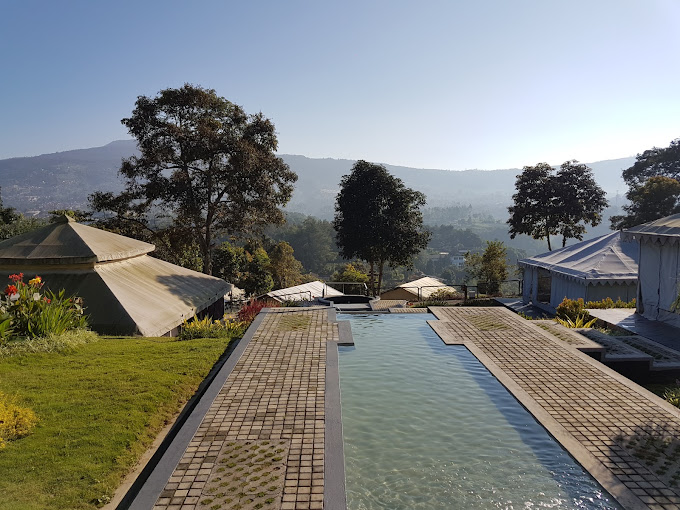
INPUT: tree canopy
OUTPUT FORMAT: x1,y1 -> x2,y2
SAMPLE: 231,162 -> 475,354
90,84 -> 297,274
333,161 -> 431,295
508,161 -> 607,250
464,240 -> 509,295
610,139 -> 680,229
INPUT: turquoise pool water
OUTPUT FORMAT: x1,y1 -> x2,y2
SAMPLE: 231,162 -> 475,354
338,313 -> 621,510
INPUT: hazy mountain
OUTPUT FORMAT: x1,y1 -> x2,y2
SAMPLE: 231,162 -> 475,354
0,140 -> 634,221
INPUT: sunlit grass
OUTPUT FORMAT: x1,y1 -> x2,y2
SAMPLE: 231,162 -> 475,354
0,334 -> 235,509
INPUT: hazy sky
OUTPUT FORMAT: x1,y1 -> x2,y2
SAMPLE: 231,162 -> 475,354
2,0 -> 679,169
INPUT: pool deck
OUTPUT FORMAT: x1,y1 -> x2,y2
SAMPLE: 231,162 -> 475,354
429,306 -> 680,510
126,306 -> 680,510
128,307 -> 344,510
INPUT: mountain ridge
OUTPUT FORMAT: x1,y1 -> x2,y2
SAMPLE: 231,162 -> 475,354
0,139 -> 633,220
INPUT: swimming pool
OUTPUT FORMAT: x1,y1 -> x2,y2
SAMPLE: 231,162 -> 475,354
338,313 -> 621,509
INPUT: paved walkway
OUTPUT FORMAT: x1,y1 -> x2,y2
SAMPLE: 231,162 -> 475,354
150,308 -> 339,510
588,309 -> 680,353
428,306 -> 680,510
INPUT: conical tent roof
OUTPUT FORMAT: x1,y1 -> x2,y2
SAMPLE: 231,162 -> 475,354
518,231 -> 638,284
0,216 -> 229,336
0,215 -> 154,264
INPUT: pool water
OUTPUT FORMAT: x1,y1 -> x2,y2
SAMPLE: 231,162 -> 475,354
338,313 -> 621,510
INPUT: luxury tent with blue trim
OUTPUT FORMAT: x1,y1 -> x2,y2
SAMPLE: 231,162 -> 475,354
518,231 -> 638,313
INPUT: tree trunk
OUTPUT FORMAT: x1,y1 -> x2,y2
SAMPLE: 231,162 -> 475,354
545,224 -> 552,251
369,260 -> 375,296
562,236 -> 567,248
377,259 -> 384,297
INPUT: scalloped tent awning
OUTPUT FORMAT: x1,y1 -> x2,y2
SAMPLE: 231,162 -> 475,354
0,216 -> 229,336
623,213 -> 680,245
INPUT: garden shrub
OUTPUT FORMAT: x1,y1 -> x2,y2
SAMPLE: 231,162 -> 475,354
664,387 -> 680,408
237,300 -> 280,324
0,329 -> 99,358
428,288 -> 459,300
555,315 -> 598,328
1,274 -> 87,341
179,316 -> 247,341
0,392 -> 38,449
555,298 -> 588,321
584,297 -> 636,309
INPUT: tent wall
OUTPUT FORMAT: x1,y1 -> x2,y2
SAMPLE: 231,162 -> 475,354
638,240 -> 680,328
585,282 -> 636,303
549,275 -> 587,310
380,288 -> 418,301
521,266 -> 535,304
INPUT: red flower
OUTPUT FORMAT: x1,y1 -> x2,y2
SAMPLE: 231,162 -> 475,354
43,297 -> 51,304
9,273 -> 23,282
5,284 -> 17,296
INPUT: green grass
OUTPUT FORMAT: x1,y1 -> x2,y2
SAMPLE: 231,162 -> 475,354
0,334 -> 236,510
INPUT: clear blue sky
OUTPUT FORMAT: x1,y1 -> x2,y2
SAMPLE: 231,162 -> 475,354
2,0 -> 679,170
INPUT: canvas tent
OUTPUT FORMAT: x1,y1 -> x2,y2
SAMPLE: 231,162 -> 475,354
519,231 -> 638,313
261,280 -> 343,303
0,216 -> 230,336
625,213 -> 680,328
380,276 -> 457,301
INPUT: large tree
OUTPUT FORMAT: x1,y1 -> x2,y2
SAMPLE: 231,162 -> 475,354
610,139 -> 680,229
90,84 -> 297,274
508,161 -> 607,250
464,240 -> 509,295
333,161 -> 431,295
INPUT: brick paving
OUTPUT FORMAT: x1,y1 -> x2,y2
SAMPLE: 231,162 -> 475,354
429,306 -> 680,510
152,308 -> 337,510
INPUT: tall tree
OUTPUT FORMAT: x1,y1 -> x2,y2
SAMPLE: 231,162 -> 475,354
554,161 -> 608,247
464,240 -> 509,295
507,163 -> 558,250
268,241 -> 303,289
508,161 -> 607,250
90,84 -> 297,274
610,139 -> 680,229
333,161 -> 431,295
610,176 -> 680,229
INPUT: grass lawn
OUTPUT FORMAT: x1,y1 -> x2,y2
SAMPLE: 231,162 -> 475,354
0,335 -> 235,510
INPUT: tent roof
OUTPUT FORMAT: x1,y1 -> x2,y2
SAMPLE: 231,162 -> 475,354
624,213 -> 680,245
94,255 -> 229,336
263,281 -> 343,302
518,231 -> 638,284
0,215 -> 154,264
391,276 -> 457,298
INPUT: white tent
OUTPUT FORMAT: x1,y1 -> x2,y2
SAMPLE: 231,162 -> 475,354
519,231 -> 638,312
0,216 -> 230,336
261,280 -> 343,303
624,213 -> 680,328
380,276 -> 457,301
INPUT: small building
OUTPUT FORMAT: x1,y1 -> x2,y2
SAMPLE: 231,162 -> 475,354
625,213 -> 680,329
380,276 -> 456,301
260,280 -> 343,303
519,231 -> 638,313
0,215 -> 230,336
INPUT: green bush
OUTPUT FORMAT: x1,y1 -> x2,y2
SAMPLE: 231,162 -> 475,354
179,316 -> 247,341
556,298 -> 588,321
0,392 -> 38,449
664,387 -> 680,408
584,297 -> 636,309
428,288 -> 459,300
1,274 -> 87,341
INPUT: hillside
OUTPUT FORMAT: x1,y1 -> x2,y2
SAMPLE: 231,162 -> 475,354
0,140 -> 633,222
